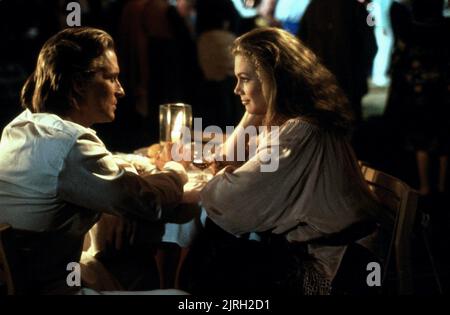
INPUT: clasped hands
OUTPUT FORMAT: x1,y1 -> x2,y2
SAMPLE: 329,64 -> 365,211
155,142 -> 242,174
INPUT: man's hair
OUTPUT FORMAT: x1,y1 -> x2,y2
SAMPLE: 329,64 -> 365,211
232,27 -> 353,132
21,27 -> 115,115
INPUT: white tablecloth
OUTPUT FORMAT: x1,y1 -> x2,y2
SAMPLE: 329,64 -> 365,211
160,170 -> 210,247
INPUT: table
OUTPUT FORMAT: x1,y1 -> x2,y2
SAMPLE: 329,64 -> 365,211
160,171 -> 210,247
108,149 -> 212,289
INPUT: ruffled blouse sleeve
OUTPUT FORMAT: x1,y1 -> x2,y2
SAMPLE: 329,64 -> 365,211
201,119 -> 322,235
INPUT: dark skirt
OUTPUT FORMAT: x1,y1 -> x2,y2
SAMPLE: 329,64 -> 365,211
178,218 -> 307,295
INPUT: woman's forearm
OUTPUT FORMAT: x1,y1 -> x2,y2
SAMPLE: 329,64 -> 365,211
219,112 -> 264,159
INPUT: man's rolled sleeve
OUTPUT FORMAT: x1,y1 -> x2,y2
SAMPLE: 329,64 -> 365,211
57,134 -> 185,222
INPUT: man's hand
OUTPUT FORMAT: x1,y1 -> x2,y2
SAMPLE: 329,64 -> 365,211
155,142 -> 173,171
182,181 -> 205,204
90,213 -> 137,252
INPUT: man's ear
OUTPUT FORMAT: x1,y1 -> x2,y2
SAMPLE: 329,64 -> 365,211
72,79 -> 86,98
71,78 -> 87,109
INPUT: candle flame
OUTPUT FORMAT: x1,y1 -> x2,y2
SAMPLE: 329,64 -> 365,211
171,111 -> 184,142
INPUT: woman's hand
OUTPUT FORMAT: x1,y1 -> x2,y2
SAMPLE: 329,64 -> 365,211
219,112 -> 264,160
218,164 -> 239,175
156,142 -> 191,171
210,159 -> 243,175
240,112 -> 265,129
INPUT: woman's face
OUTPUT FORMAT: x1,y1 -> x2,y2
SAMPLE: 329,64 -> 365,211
75,49 -> 125,127
234,54 -> 268,115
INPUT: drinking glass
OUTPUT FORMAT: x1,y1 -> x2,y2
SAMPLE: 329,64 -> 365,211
191,141 -> 214,182
159,103 -> 192,146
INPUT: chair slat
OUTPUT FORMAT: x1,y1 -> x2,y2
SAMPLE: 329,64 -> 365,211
360,163 -> 418,294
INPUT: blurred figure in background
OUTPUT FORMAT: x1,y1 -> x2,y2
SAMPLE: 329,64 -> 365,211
298,0 -> 377,124
389,0 -> 412,45
230,0 -> 260,34
195,0 -> 243,129
385,0 -> 449,203
117,0 -> 200,146
255,0 -> 280,27
174,0 -> 197,36
371,0 -> 394,87
273,0 -> 310,34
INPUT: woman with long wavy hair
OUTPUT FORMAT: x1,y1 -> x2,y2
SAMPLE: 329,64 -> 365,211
180,27 -> 386,295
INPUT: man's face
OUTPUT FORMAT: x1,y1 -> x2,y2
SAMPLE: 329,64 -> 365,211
77,50 -> 125,127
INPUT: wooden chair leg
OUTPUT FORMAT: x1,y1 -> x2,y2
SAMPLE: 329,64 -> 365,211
421,224 -> 444,294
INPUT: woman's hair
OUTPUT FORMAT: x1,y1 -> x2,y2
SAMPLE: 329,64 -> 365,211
21,27 -> 115,115
232,27 -> 353,132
